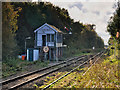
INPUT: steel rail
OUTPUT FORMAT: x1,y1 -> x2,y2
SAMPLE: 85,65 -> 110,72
2,55 -> 87,90
8,56 -> 86,90
42,51 -> 104,90
1,55 -> 85,85
82,50 -> 106,76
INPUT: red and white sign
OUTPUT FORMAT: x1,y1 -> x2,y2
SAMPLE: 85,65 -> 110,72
116,32 -> 119,38
43,46 -> 49,53
64,26 -> 69,31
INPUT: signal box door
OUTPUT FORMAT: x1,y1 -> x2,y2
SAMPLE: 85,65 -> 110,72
42,35 -> 46,46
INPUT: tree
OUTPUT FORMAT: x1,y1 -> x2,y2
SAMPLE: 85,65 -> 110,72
107,1 -> 120,43
2,2 -> 21,60
13,2 -> 104,54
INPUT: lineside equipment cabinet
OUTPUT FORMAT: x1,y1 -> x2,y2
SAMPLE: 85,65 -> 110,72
27,48 -> 39,61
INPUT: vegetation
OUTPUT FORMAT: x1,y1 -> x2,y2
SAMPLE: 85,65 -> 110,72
39,1 -> 120,88
2,49 -> 98,78
36,52 -> 119,88
62,48 -> 103,59
107,1 -> 120,43
107,1 -> 120,55
2,58 -> 49,78
2,2 -> 104,78
2,2 -> 21,60
2,2 -> 104,59
2,1 -> 119,88
52,58 -> 119,88
12,2 -> 104,55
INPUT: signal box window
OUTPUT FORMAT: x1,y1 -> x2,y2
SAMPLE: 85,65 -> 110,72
47,34 -> 50,42
51,34 -> 54,42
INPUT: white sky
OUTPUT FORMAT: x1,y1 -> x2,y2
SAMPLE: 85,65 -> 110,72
33,0 -> 118,45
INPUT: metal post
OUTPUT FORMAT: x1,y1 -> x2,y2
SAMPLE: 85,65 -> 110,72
114,39 -> 117,59
25,37 -> 31,54
45,52 -> 47,60
56,47 -> 58,62
116,32 -> 119,59
25,39 -> 26,54
118,41 -> 120,60
54,33 -> 56,61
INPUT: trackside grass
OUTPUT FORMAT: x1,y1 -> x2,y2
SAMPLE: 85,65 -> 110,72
36,53 -> 119,88
2,48 -> 101,78
2,58 -> 49,78
51,55 -> 119,88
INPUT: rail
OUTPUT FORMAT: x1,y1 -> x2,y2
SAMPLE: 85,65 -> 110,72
2,55 -> 88,90
42,50 -> 105,90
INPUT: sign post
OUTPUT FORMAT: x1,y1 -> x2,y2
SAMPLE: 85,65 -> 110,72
116,32 -> 119,59
43,46 -> 49,60
25,37 -> 31,54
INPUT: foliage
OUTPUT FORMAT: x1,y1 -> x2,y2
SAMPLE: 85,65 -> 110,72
107,1 -> 120,43
80,29 -> 104,48
2,58 -> 49,78
2,2 -> 21,59
62,47 -> 103,60
12,2 -> 104,54
44,55 -> 119,88
2,2 -> 104,78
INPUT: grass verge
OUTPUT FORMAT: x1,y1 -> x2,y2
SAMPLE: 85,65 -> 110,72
52,56 -> 119,88
2,58 -> 49,78
36,53 -> 119,88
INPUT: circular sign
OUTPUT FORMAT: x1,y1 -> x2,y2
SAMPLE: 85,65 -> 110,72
43,46 -> 49,53
116,32 -> 119,38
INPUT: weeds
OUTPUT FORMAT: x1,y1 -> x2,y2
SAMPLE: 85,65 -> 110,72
42,55 -> 119,88
2,58 -> 49,78
62,48 -> 102,59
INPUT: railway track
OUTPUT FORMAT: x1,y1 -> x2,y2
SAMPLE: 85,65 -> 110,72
42,50 -> 106,89
1,55 -> 89,90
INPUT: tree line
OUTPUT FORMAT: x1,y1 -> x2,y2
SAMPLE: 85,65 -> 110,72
107,1 -> 120,45
2,2 -> 104,60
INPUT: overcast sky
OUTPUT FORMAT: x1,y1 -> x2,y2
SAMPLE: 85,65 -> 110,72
33,0 -> 118,45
